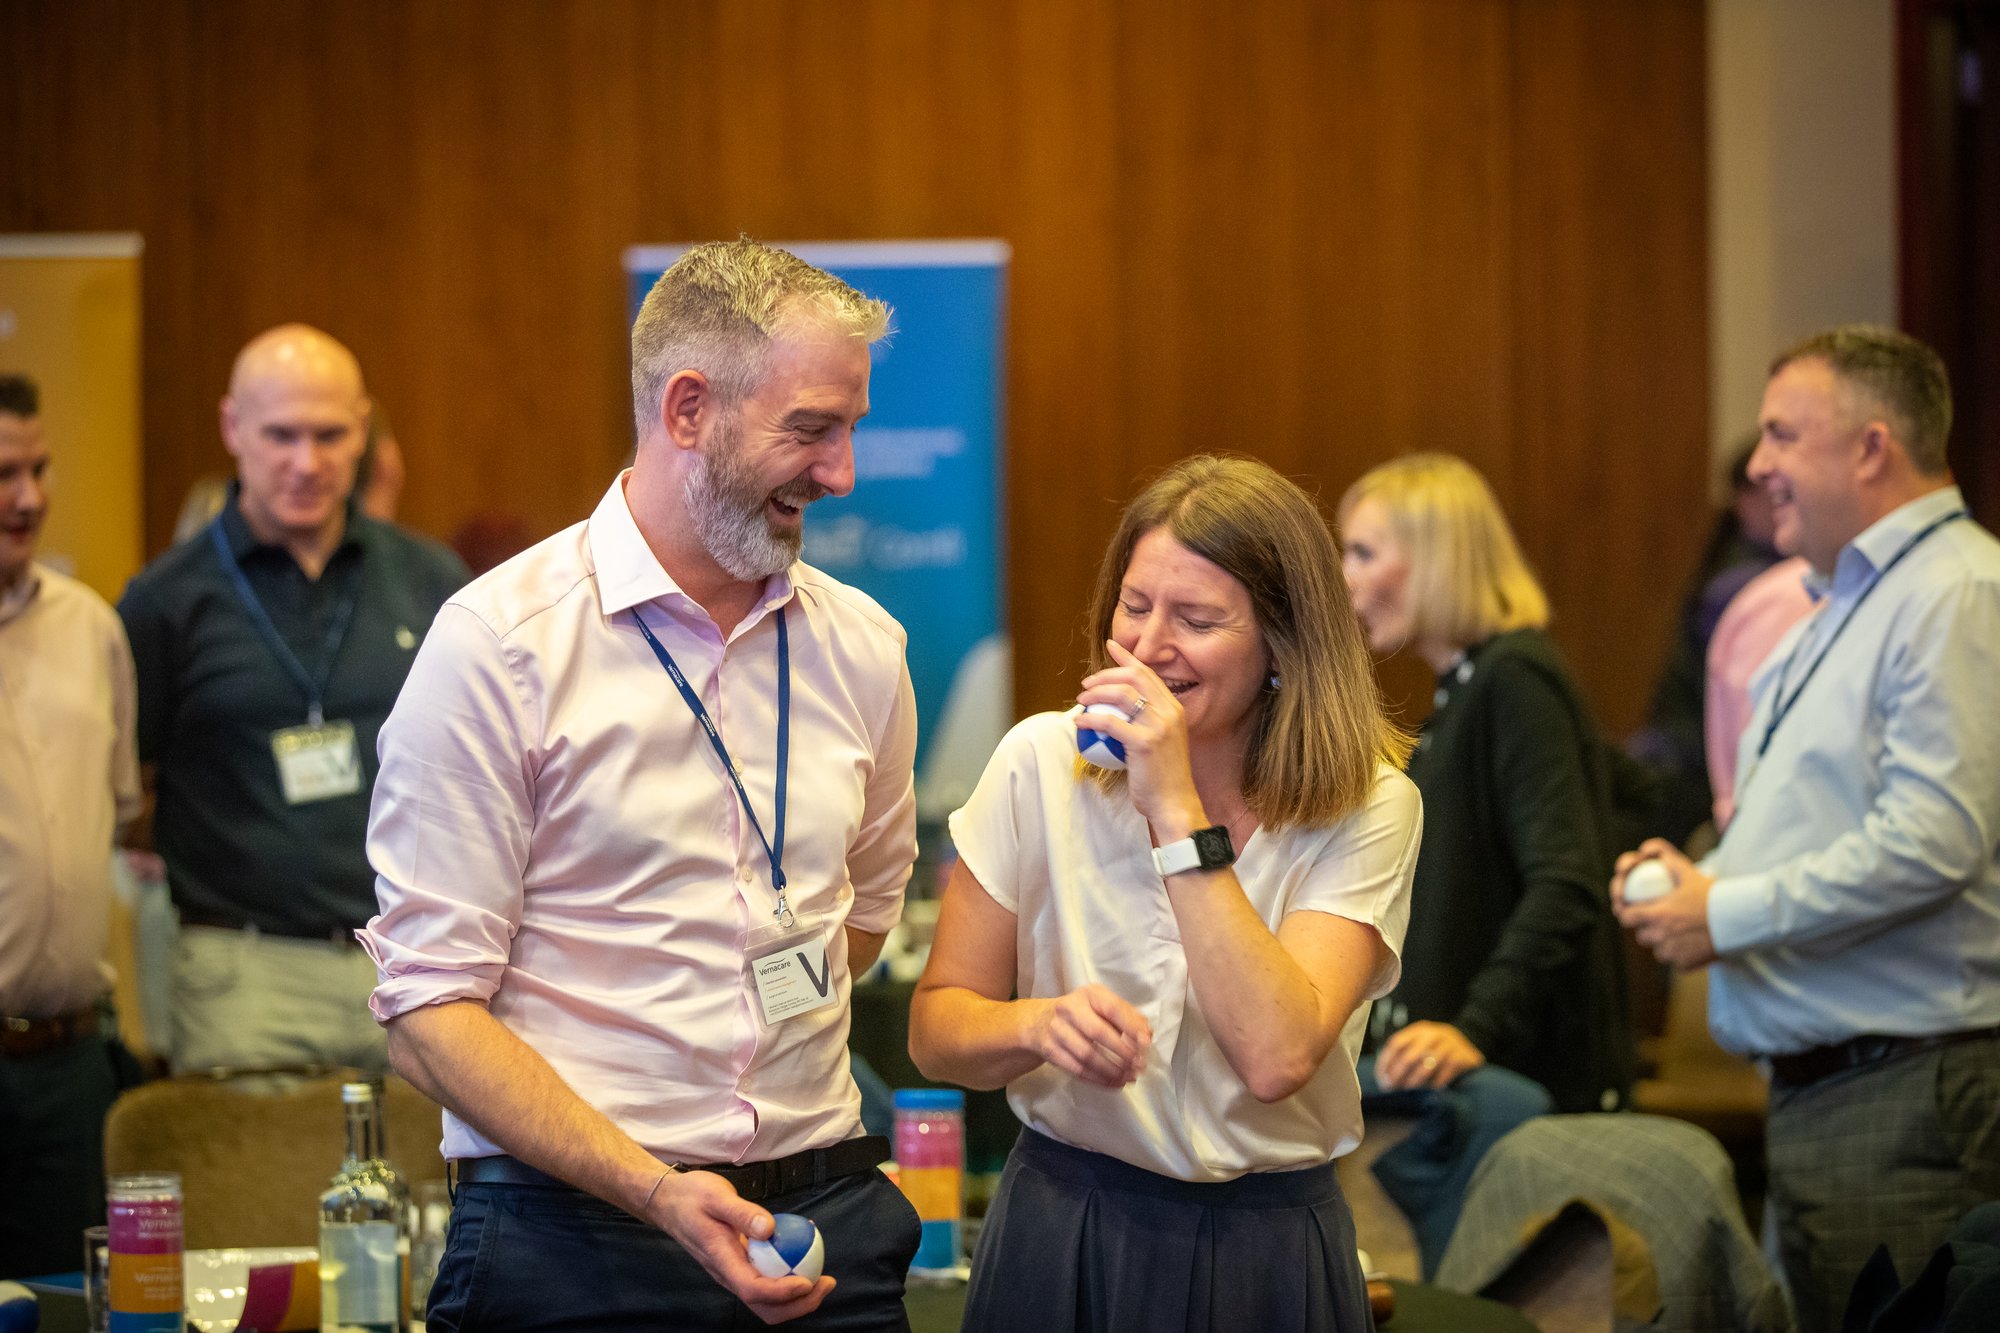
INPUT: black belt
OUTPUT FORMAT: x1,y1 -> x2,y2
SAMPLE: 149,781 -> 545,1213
456,1135 -> 890,1204
1768,1024 -> 2000,1092
178,909 -> 361,947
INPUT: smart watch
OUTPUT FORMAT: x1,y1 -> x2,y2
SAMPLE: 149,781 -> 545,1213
1152,826 -> 1236,878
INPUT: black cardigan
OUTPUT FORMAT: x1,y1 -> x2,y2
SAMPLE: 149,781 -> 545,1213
1385,628 -> 1634,1113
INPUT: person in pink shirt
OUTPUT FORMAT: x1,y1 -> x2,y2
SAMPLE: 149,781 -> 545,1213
360,240 -> 921,1329
0,374 -> 143,1278
1703,556 -> 1815,830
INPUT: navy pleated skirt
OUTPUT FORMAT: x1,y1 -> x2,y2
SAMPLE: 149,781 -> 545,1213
961,1128 -> 1373,1332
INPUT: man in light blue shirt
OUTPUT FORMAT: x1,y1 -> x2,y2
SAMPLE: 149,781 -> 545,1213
1616,325 -> 2000,1331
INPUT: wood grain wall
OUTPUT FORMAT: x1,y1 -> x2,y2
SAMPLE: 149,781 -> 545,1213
1,0 -> 1709,732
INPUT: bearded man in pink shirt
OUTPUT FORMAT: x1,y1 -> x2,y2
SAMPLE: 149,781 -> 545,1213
361,239 -> 921,1329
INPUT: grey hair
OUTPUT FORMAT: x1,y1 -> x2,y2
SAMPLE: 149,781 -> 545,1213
629,237 -> 891,440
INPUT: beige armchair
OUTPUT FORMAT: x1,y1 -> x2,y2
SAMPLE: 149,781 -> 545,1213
103,1068 -> 447,1250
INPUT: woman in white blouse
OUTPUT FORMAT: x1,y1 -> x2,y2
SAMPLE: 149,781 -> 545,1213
910,456 -> 1423,1332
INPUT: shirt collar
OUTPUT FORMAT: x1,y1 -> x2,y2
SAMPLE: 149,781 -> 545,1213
1829,484 -> 1967,598
586,470 -> 795,626
216,480 -> 366,564
0,563 -> 44,626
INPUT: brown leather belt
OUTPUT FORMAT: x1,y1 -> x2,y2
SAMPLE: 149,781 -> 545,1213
1,1007 -> 99,1059
1768,1023 -> 2000,1092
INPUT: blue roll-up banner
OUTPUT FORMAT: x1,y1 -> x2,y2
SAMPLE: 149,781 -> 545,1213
623,241 -> 1010,823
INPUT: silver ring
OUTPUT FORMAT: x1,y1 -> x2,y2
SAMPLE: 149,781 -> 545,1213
1129,695 -> 1150,717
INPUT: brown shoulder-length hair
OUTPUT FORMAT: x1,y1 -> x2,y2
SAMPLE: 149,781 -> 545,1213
1082,455 -> 1413,830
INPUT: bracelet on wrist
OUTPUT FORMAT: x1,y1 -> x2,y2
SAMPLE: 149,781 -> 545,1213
643,1162 -> 682,1211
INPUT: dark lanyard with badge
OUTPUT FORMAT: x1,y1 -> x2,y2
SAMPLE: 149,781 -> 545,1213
1753,507 -> 1968,762
632,606 -> 837,1029
210,519 -> 365,806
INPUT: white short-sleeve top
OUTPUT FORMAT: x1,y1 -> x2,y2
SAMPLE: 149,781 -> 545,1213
948,710 -> 1422,1182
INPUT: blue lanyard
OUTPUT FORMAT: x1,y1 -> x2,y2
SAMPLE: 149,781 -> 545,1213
632,606 -> 793,924
209,517 -> 360,727
1757,508 -> 1967,759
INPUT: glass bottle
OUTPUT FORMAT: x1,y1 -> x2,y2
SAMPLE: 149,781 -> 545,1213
319,1082 -> 405,1332
365,1083 -> 416,1318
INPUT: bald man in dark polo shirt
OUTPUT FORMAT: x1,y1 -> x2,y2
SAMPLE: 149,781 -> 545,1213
119,325 -> 467,1073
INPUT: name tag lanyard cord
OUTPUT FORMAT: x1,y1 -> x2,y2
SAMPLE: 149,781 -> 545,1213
633,607 -> 794,929
1756,508 -> 1967,760
209,518 -> 361,728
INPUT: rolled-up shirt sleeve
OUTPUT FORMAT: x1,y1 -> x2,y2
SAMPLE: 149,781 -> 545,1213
844,654 -> 918,936
358,602 -> 538,1020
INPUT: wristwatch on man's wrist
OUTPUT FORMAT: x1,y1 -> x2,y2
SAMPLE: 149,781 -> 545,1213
1152,826 -> 1236,878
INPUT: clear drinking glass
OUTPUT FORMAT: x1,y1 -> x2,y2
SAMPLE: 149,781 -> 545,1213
410,1179 -> 453,1322
82,1224 -> 110,1333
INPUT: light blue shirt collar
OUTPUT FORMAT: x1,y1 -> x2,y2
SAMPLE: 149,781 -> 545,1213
1826,485 -> 1968,601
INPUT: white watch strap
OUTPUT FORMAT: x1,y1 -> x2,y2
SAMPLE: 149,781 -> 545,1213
1152,837 -> 1203,877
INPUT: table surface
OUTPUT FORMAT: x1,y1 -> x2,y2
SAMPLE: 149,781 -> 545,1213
18,1280 -> 87,1333
25,1273 -> 1533,1333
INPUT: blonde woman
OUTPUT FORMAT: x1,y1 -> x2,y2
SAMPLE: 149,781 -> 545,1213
1339,452 -> 1632,1272
911,456 -> 1421,1331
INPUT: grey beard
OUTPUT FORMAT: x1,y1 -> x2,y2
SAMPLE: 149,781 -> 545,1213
682,442 -> 804,582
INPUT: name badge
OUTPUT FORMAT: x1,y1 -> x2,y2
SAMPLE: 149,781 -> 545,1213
270,720 -> 363,805
746,914 -> 838,1027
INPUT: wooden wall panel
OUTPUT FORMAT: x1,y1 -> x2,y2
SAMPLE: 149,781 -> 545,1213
0,0 -> 1710,734
1509,0 -> 1712,725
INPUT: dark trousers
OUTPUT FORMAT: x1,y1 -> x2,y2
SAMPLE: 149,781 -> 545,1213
1766,1034 -> 2000,1333
0,1035 -> 117,1279
1358,1055 -> 1554,1276
965,1128 -> 1371,1333
427,1164 -> 921,1332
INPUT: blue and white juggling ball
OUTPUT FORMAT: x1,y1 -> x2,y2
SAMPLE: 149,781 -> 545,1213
749,1213 -> 825,1282
0,1281 -> 35,1333
1076,703 -> 1129,770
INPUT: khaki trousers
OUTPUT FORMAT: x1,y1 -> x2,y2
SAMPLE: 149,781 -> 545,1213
170,924 -> 386,1075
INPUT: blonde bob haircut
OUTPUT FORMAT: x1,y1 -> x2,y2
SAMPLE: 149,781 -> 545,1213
1337,453 -> 1550,650
1082,455 -> 1413,830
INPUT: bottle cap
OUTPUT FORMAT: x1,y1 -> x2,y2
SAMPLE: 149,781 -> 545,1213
892,1087 -> 966,1110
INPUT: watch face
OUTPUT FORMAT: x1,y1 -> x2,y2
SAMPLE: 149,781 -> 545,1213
1192,826 -> 1235,869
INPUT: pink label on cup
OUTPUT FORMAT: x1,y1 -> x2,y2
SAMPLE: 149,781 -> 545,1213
896,1116 -> 964,1167
108,1198 -> 184,1255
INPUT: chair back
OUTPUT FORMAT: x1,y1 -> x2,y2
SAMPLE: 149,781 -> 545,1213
103,1068 -> 448,1250
1436,1114 -> 1791,1333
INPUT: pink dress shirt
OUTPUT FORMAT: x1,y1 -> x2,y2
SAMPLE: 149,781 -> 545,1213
359,475 -> 918,1164
1704,556 -> 1815,829
0,565 -> 141,1016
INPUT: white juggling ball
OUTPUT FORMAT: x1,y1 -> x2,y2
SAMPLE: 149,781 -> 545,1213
1622,859 -> 1676,905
